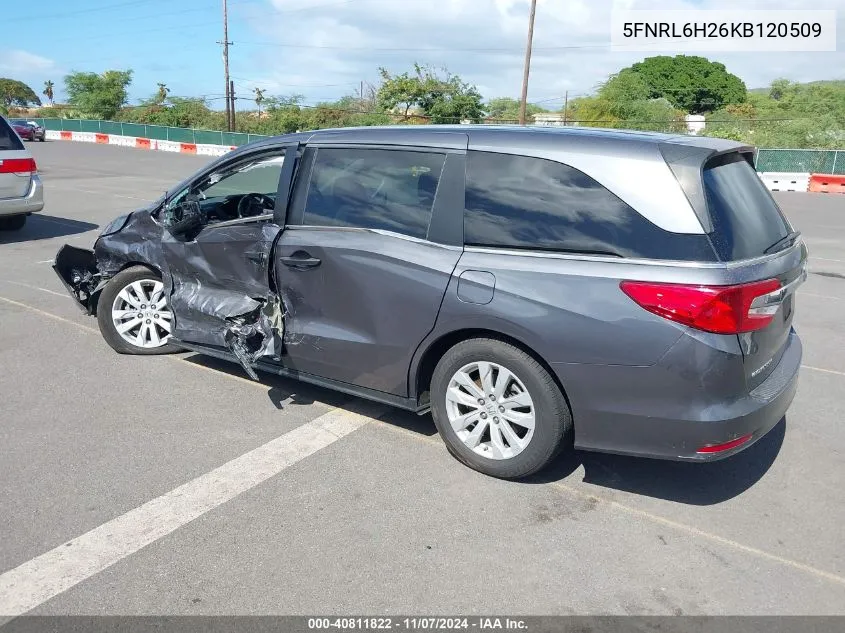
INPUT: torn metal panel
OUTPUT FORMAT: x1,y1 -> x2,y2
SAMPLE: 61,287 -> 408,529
161,218 -> 281,349
52,245 -> 105,314
222,293 -> 286,380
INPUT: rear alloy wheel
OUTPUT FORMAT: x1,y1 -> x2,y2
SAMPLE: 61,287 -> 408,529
431,338 -> 572,479
445,361 -> 536,461
97,266 -> 177,355
0,215 -> 27,231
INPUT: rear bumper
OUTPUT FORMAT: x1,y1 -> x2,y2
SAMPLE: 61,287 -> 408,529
559,331 -> 802,461
0,175 -> 44,217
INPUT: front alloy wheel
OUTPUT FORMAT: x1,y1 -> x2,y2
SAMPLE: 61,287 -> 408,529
97,266 -> 178,355
111,279 -> 172,349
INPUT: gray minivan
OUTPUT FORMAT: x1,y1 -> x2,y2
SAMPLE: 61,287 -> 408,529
55,125 -> 805,478
0,115 -> 44,230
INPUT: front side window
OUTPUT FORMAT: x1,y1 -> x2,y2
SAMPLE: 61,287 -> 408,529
463,151 -> 716,261
163,152 -> 285,227
302,147 -> 446,239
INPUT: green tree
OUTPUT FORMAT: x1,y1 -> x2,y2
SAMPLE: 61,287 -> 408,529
624,55 -> 746,114
570,72 -> 685,132
0,78 -> 41,107
486,97 -> 548,121
254,87 -> 265,118
43,80 -> 54,105
156,83 -> 170,104
377,64 -> 484,123
65,70 -> 133,119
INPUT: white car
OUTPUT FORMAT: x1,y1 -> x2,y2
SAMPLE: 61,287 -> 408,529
0,115 -> 44,230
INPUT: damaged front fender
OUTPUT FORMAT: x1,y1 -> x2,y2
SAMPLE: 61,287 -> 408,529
53,245 -> 108,314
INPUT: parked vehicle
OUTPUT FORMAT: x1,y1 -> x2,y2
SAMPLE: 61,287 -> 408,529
10,119 -> 46,142
0,115 -> 44,231
54,125 -> 805,478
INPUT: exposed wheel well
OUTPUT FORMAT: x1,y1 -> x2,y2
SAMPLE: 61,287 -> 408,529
414,329 -> 571,413
90,262 -> 161,316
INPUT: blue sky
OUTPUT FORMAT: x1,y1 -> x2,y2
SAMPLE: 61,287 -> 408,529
2,0 -> 844,111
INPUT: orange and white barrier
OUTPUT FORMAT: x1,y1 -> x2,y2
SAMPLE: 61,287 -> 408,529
44,129 -> 237,157
808,173 -> 845,194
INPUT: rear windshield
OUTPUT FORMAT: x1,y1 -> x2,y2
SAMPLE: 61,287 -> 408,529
0,117 -> 25,150
703,153 -> 792,261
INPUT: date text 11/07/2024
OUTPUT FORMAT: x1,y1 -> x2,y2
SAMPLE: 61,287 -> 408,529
307,618 -> 528,630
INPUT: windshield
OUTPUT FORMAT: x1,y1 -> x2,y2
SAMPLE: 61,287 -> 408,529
703,153 -> 792,261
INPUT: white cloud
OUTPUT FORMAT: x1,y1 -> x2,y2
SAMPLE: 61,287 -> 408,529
0,49 -> 56,76
231,0 -> 845,108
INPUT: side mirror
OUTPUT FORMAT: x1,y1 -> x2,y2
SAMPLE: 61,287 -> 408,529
164,198 -> 203,236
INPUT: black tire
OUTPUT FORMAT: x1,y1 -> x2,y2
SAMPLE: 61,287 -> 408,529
96,266 -> 178,355
430,337 -> 572,479
0,214 -> 27,231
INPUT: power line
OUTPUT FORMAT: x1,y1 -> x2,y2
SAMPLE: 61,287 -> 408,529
4,0 -> 179,23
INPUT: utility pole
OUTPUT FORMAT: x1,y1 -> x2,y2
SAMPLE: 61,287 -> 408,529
518,0 -> 537,126
230,80 -> 236,131
562,90 -> 568,126
218,0 -> 233,132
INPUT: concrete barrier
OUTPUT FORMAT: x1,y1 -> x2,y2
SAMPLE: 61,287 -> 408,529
43,130 -> 238,157
759,172 -> 811,192
808,173 -> 845,194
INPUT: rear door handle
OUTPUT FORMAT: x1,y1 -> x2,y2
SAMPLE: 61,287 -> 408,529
280,252 -> 321,270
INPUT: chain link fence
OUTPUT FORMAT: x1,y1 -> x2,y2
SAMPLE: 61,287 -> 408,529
31,118 -> 269,147
27,119 -> 845,171
754,149 -> 845,174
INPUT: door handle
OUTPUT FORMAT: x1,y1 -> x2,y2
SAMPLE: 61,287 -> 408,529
280,252 -> 321,270
245,251 -> 267,265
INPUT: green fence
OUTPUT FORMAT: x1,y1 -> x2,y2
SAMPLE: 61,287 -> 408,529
27,119 -> 845,171
31,118 -> 269,147
754,149 -> 845,174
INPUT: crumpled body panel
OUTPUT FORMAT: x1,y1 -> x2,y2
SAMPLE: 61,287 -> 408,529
94,210 -> 168,276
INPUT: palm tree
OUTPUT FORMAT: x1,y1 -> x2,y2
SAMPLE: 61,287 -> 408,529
156,83 -> 170,104
43,80 -> 54,106
254,87 -> 265,118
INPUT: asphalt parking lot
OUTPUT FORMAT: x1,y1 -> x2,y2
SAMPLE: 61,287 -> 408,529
1,140 -> 844,616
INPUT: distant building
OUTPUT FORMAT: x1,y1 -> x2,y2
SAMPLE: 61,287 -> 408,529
685,114 -> 706,135
532,113 -> 567,127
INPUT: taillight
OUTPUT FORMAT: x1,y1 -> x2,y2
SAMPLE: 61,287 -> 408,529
697,433 -> 753,454
0,158 -> 37,175
620,278 -> 783,334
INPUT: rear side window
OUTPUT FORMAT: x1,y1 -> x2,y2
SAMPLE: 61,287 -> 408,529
0,118 -> 25,151
302,147 -> 446,239
703,153 -> 792,261
463,151 -> 716,261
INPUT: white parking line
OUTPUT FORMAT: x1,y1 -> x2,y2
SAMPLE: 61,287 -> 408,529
0,280 -> 69,298
0,405 -> 382,617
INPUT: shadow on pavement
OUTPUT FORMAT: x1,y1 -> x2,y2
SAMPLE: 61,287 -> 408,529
529,417 -> 787,505
0,214 -> 98,243
172,352 -> 785,504
178,353 -> 438,438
